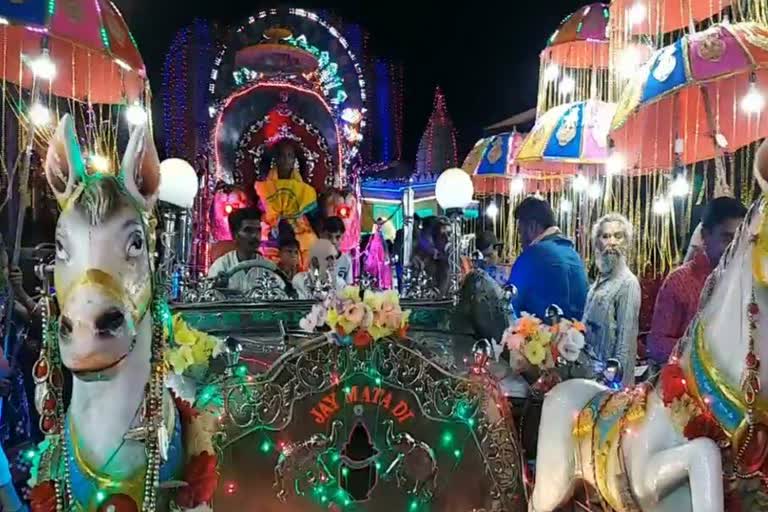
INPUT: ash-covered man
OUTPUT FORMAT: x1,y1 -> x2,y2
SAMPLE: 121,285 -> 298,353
582,213 -> 641,387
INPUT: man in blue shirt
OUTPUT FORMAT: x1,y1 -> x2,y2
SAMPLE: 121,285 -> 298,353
507,197 -> 588,320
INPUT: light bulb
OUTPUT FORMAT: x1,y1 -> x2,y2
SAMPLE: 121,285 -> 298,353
588,182 -> 602,200
28,51 -> 56,80
606,153 -> 625,175
90,154 -> 110,172
572,174 -> 589,192
125,103 -> 147,126
114,58 -> 132,71
543,63 -> 559,82
670,175 -> 690,198
208,105 -> 217,118
486,202 -> 499,219
510,176 -> 525,195
617,46 -> 643,79
561,199 -> 573,213
29,103 -> 51,126
741,82 -> 765,114
652,196 -> 671,215
559,75 -> 576,95
628,3 -> 647,26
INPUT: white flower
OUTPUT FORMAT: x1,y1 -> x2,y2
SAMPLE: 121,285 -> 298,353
211,337 -> 225,358
556,329 -> 586,362
166,373 -> 197,404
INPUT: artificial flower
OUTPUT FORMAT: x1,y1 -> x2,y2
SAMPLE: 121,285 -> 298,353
175,452 -> 219,508
339,302 -> 366,333
515,313 -> 541,338
533,329 -> 552,347
30,481 -> 56,512
167,345 -> 196,375
504,332 -> 525,352
326,308 -> 339,329
339,286 -> 361,302
573,321 -> 586,333
363,290 -> 384,311
556,329 -> 586,362
353,330 -> 373,348
368,323 -> 391,341
523,341 -> 547,366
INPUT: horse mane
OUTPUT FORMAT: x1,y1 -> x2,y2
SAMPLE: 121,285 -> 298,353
73,178 -> 126,226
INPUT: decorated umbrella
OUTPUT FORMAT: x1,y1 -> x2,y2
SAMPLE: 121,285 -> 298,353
0,0 -> 146,104
610,0 -> 735,36
538,3 -> 611,113
610,22 -> 768,187
517,99 -> 617,174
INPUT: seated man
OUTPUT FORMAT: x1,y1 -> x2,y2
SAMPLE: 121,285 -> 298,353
208,207 -> 280,292
322,216 -> 353,285
582,214 -> 641,387
507,197 -> 588,320
293,239 -> 346,300
474,230 -> 509,286
647,197 -> 747,364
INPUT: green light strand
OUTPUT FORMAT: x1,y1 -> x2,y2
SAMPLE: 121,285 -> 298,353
100,27 -> 111,51
47,0 -> 56,17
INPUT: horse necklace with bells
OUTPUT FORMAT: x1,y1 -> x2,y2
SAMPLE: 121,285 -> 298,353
30,115 -> 192,511
531,138 -> 768,512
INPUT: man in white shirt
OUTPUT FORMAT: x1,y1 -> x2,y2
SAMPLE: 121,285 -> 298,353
323,216 -> 353,285
293,239 -> 346,299
208,207 -> 280,292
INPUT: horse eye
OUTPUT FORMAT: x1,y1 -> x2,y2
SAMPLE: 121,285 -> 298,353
55,238 -> 70,262
126,232 -> 145,258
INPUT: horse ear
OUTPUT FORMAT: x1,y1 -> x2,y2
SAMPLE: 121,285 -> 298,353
45,114 -> 82,205
121,123 -> 160,210
756,138 -> 768,193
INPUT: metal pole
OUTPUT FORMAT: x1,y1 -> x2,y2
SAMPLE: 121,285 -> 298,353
447,209 -> 463,303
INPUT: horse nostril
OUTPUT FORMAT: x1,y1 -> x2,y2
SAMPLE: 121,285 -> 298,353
94,309 -> 125,335
60,316 -> 73,337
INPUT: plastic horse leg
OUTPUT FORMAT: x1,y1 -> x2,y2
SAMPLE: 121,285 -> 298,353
637,438 -> 723,512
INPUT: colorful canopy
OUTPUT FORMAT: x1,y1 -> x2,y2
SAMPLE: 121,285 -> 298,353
611,22 -> 768,170
543,3 -> 610,69
462,132 -> 527,196
610,0 -> 733,36
517,99 -> 616,173
0,0 -> 146,103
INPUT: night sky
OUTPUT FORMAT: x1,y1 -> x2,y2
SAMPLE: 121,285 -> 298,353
115,0 -> 588,159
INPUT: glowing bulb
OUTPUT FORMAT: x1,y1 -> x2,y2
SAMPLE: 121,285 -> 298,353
560,199 -> 573,213
559,75 -> 575,95
0,17 -> 10,25
572,174 -> 589,192
617,46 -> 643,79
670,175 -> 690,198
90,154 -> 110,172
606,153 -> 625,175
510,176 -> 525,195
225,204 -> 234,214
28,51 -> 56,80
114,58 -> 132,71
741,81 -> 765,114
588,182 -> 602,200
543,63 -> 559,82
628,3 -> 647,26
486,202 -> 499,219
208,105 -> 217,118
125,103 -> 147,126
29,103 -> 51,126
652,196 -> 671,216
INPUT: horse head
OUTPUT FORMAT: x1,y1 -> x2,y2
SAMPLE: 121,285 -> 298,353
46,114 -> 160,382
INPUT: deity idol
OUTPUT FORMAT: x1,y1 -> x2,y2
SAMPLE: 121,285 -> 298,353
254,140 -> 318,265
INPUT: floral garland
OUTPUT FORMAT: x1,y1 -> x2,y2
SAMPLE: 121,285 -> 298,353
299,287 -> 411,347
502,313 -> 586,370
29,314 -> 223,512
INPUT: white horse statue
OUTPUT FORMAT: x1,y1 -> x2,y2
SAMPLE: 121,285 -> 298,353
531,139 -> 768,512
28,115 -> 217,512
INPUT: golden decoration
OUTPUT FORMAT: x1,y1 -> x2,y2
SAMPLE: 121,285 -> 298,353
695,30 -> 727,62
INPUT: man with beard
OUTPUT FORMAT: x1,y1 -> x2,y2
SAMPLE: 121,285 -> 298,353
582,213 -> 641,387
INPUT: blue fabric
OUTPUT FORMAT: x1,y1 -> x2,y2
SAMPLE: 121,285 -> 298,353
507,234 -> 588,320
477,134 -> 510,176
641,40 -> 688,103
543,103 -> 584,160
0,0 -> 47,27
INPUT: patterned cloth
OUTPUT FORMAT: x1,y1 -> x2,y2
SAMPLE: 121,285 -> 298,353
474,259 -> 510,287
582,264 -> 642,387
646,251 -> 713,365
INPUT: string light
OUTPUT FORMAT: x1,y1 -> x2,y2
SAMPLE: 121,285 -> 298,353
652,196 -> 671,216
125,103 -> 147,126
561,198 -> 573,213
90,154 -> 110,172
28,51 -> 56,80
559,75 -> 575,95
670,174 -> 690,198
29,103 -> 51,126
617,45 -> 645,79
628,3 -> 647,26
572,174 -> 588,192
606,153 -> 625,175
486,202 -> 499,219
544,63 -> 559,82
741,77 -> 765,114
588,182 -> 602,200
510,176 -> 525,195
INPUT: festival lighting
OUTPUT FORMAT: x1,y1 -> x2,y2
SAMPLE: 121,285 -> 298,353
628,3 -> 647,26
28,51 -> 56,80
125,103 -> 147,126
337,205 -> 351,219
90,154 -> 110,173
741,77 -> 765,114
224,204 -> 233,214
510,176 -> 525,195
544,63 -> 560,82
617,46 -> 643,79
588,182 -> 602,200
29,103 -> 51,127
435,168 -> 474,210
159,158 -> 199,208
560,199 -> 573,214
572,174 -> 589,192
559,75 -> 576,95
486,202 -> 499,219
114,58 -> 132,71
606,153 -> 625,175
670,174 -> 690,198
652,196 -> 671,215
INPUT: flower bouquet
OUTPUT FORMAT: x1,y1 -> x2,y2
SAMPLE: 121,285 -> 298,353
300,286 -> 411,348
502,313 -> 586,393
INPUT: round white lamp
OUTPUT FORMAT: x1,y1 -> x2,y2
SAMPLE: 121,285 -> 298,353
159,158 -> 199,208
436,167 -> 474,212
